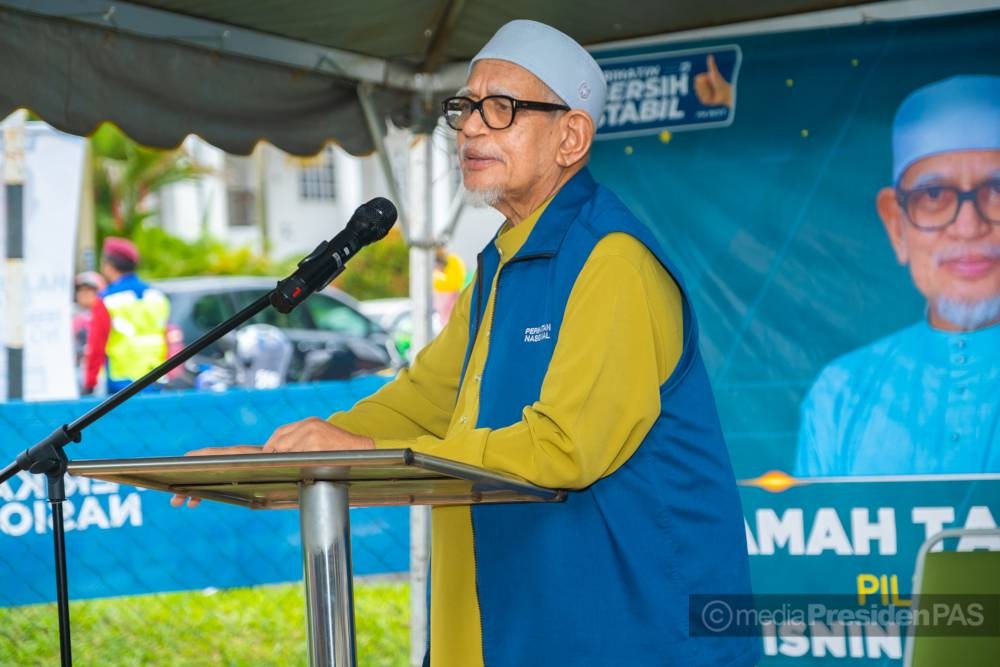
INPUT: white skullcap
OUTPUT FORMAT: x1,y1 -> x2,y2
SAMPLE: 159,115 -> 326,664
470,20 -> 607,126
892,75 -> 1000,184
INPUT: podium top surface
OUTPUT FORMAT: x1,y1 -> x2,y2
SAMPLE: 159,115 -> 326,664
69,449 -> 565,509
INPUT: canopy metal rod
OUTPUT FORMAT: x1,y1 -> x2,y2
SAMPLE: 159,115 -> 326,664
357,82 -> 410,243
419,0 -> 469,73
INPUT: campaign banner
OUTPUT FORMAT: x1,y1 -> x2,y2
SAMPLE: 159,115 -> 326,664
589,8 -> 1000,666
596,45 -> 741,139
590,9 -> 1000,482
740,475 -> 1000,663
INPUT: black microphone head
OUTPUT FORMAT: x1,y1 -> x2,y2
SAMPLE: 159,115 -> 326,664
349,197 -> 397,244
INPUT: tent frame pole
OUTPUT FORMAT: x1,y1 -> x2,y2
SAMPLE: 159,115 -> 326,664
357,83 -> 410,244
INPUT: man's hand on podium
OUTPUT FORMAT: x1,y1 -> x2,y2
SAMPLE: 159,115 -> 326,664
260,417 -> 375,454
169,445 -> 262,508
170,418 -> 374,508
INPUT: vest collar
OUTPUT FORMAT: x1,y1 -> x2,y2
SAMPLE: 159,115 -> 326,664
101,272 -> 145,297
511,167 -> 598,260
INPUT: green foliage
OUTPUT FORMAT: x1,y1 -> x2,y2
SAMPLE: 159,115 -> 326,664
90,123 -> 209,250
332,228 -> 409,300
132,226 -> 275,280
0,581 -> 409,666
354,579 -> 411,666
131,225 -> 408,302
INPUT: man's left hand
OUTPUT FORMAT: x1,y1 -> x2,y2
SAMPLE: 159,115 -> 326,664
262,417 -> 375,454
170,420 -> 373,508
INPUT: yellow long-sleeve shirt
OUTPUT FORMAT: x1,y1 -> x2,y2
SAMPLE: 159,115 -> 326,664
329,202 -> 683,666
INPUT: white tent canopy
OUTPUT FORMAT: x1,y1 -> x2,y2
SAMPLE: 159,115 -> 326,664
1,0 -> 900,156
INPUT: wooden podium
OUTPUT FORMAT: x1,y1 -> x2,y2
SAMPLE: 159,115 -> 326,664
69,450 -> 564,667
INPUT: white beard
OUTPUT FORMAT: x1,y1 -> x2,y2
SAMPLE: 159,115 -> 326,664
463,184 -> 503,209
933,294 -> 1000,331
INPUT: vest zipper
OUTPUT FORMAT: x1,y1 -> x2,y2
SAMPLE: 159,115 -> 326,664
470,250 -> 552,665
474,253 -> 485,339
470,511 -> 488,666
473,264 -> 499,667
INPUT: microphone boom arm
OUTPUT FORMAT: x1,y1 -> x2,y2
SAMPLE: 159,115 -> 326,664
0,196 -> 397,484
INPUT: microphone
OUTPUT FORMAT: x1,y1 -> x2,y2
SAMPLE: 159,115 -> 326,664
270,197 -> 397,313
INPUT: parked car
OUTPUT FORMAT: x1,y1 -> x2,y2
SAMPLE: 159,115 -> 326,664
154,276 -> 405,387
359,297 -> 441,361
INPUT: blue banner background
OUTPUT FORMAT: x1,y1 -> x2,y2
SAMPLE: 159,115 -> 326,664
588,10 -> 1000,665
0,377 -> 401,607
589,9 -> 1000,478
740,477 -> 1000,663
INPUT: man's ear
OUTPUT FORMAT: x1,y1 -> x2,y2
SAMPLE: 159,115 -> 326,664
555,110 -> 594,168
876,186 -> 909,265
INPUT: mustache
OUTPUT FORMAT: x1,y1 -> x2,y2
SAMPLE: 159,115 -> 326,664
934,243 -> 1000,264
460,143 -> 504,163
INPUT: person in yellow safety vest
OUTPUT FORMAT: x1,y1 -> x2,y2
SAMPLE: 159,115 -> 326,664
82,237 -> 170,395
432,246 -> 467,325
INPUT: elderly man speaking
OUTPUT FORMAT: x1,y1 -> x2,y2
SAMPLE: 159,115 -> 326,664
178,20 -> 757,667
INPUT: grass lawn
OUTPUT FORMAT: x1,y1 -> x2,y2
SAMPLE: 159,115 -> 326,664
0,579 -> 409,666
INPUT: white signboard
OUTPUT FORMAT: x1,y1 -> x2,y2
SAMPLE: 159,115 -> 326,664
0,120 -> 85,401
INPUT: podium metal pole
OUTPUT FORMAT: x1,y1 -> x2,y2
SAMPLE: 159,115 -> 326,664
299,480 -> 357,667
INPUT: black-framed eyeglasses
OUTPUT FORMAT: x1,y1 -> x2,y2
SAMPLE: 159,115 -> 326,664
896,179 -> 1000,230
441,95 -> 570,131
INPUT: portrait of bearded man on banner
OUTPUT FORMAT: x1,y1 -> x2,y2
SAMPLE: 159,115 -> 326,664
796,75 -> 1000,477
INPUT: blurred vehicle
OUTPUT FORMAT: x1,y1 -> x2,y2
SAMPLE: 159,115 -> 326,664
154,276 -> 405,387
359,297 -> 442,361
191,323 -> 294,391
359,297 -> 412,333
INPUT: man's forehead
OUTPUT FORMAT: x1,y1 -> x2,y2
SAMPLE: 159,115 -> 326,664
902,149 -> 1000,186
461,59 -> 547,97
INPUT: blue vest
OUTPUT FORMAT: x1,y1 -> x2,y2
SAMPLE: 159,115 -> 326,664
463,169 -> 758,666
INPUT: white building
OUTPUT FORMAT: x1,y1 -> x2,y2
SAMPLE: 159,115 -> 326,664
158,127 -> 499,274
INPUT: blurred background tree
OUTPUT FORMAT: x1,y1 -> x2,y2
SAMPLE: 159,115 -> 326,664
90,124 -> 206,246
86,124 -> 409,299
131,226 -> 276,279
332,227 -> 409,299
89,125 -> 286,280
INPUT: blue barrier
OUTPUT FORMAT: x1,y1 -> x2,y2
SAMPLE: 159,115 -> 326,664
0,377 -> 407,607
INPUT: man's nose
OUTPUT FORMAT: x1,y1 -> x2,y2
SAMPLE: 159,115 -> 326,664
948,197 -> 991,238
460,108 -> 489,136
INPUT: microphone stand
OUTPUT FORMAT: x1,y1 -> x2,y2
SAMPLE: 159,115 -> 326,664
0,239 -> 350,667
